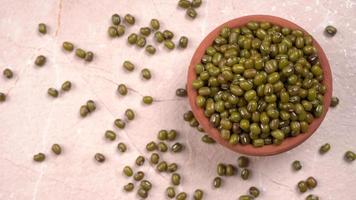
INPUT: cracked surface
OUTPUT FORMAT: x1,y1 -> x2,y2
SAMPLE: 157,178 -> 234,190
0,0 -> 355,200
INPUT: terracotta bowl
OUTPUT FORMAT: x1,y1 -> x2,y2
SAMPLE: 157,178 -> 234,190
187,15 -> 332,156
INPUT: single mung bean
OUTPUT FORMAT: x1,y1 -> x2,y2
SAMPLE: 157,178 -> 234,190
84,51 -> 94,62
178,0 -> 191,8
127,33 -> 138,44
79,105 -> 89,117
157,161 -> 168,172
171,142 -> 184,152
238,156 -> 250,168
137,188 -> 148,198
183,110 -> 194,121
0,92 -> 5,102
124,14 -> 135,25
171,173 -> 181,185
150,19 -> 160,30
140,180 -> 152,191
213,177 -> 222,188
114,118 -> 126,129
249,186 -> 260,197
33,153 -> 45,162
330,96 -> 339,107
3,68 -> 13,79
62,41 -> 74,51
193,189 -> 203,200
61,81 -> 72,91
344,151 -> 356,162
319,143 -> 331,154
154,31 -> 165,43
241,168 -> 250,180
176,192 -> 187,200
136,155 -> 145,166
150,153 -> 160,164
111,14 -> 121,25
35,55 -> 46,66
297,181 -> 308,193
108,26 -> 118,37
166,186 -> 176,198
123,166 -> 133,177
192,0 -> 202,8
202,135 -> 215,143
133,171 -> 145,181
306,176 -> 318,189
176,88 -> 187,97
136,36 -> 146,47
143,96 -> 153,105
117,84 -> 128,96
146,141 -> 157,151
168,129 -> 178,141
123,60 -> 135,71
145,45 -> 156,55
86,100 -> 96,112
178,36 -> 188,48
51,144 -> 62,155
164,40 -> 175,50
116,25 -> 125,36
226,164 -> 236,176
217,163 -> 226,176
75,48 -> 86,59
158,142 -> 168,152
38,23 -> 47,34
158,130 -> 168,140
47,88 -> 59,98
125,108 -> 135,120
140,27 -> 151,36
163,30 -> 174,40
141,68 -> 151,79
117,142 -> 127,152
306,194 -> 319,200
186,8 -> 197,19
168,163 -> 178,172
325,25 -> 337,36
239,195 -> 254,200
94,153 -> 105,163
123,183 -> 134,192
292,160 -> 302,171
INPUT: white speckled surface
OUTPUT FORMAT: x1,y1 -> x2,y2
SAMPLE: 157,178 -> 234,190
0,0 -> 355,199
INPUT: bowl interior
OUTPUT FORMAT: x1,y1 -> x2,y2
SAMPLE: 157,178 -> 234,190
187,15 -> 332,156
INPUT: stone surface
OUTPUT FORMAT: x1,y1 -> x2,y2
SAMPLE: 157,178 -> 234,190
0,0 -> 355,199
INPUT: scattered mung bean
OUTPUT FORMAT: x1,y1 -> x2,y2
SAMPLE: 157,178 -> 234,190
35,55 -> 46,66
47,88 -> 59,98
94,153 -> 105,163
171,173 -> 181,185
117,142 -> 127,152
51,144 -> 62,155
125,109 -> 135,120
33,153 -> 45,162
150,153 -> 160,164
123,166 -> 133,177
3,68 -> 13,79
62,41 -> 74,51
38,23 -> 47,34
61,81 -> 72,91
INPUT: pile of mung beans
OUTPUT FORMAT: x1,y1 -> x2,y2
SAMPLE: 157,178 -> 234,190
192,21 -> 328,147
0,8 -> 347,200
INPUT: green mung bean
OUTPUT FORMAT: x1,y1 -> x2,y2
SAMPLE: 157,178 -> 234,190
124,14 -> 135,25
133,171 -> 145,181
117,25 -> 125,36
158,142 -> 168,152
150,19 -> 160,30
249,186 -> 260,197
143,96 -> 153,105
123,183 -> 134,192
123,166 -> 133,177
171,142 -> 184,152
3,68 -> 13,79
325,25 -> 337,36
297,181 -> 308,193
171,173 -> 181,185
344,151 -> 355,162
94,153 -> 105,163
62,41 -> 74,51
84,51 -> 94,62
140,180 -> 152,191
75,48 -> 86,59
319,143 -> 331,154
33,153 -> 46,162
167,130 -> 178,141
178,36 -> 188,48
167,163 -> 178,173
136,155 -> 145,166
35,55 -> 46,66
145,45 -> 156,55
61,81 -> 72,91
213,177 -> 222,188
241,168 -> 250,180
111,14 -> 121,25
86,100 -> 96,112
117,84 -> 128,96
166,186 -> 176,198
51,144 -> 62,155
125,108 -> 135,120
176,88 -> 187,97
193,189 -> 203,200
137,188 -> 148,198
141,68 -> 152,80
38,23 -> 47,34
123,61 -> 135,71
306,176 -> 318,189
150,153 -> 160,164
292,160 -> 302,171
157,161 -> 168,172
79,105 -> 89,117
117,142 -> 127,152
146,141 -> 157,152
128,33 -> 138,44
176,192 -> 187,200
114,118 -> 126,129
47,88 -> 59,98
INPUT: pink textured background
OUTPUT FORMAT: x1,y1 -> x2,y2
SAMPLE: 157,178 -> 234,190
0,0 -> 355,199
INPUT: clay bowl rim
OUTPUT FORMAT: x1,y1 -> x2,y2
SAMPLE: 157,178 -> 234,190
187,15 -> 332,156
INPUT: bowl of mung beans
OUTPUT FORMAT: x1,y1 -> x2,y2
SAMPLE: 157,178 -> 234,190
187,15 -> 332,156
